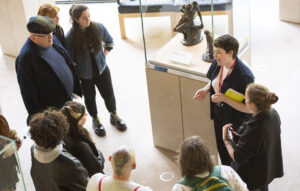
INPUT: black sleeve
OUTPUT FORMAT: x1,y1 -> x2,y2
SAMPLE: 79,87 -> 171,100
61,151 -> 89,191
207,60 -> 217,80
234,123 -> 262,165
72,142 -> 104,177
15,55 -> 42,117
239,74 -> 254,104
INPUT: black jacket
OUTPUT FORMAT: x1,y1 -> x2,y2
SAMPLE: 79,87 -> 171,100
15,36 -> 82,122
232,108 -> 284,189
64,135 -> 105,177
207,58 -> 255,130
30,146 -> 88,191
54,25 -> 65,47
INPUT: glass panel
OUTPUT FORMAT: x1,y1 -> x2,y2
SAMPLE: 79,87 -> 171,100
0,136 -> 27,191
139,0 -> 250,66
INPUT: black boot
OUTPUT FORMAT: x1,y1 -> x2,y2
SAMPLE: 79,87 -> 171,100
92,117 -> 106,137
110,112 -> 127,131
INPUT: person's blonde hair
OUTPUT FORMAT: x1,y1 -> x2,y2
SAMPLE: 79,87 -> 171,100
246,83 -> 278,112
112,145 -> 133,177
38,3 -> 60,19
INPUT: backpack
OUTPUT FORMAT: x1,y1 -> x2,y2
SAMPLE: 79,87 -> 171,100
178,166 -> 232,191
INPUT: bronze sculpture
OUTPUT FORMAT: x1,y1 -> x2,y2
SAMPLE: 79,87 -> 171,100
202,30 -> 214,62
173,1 -> 204,46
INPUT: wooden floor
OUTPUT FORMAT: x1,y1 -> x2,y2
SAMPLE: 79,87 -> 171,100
0,0 -> 300,190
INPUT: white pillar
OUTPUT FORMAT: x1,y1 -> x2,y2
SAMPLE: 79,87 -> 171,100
0,0 -> 54,57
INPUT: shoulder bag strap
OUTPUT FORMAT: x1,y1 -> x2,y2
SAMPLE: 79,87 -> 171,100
178,176 -> 206,187
98,176 -> 107,191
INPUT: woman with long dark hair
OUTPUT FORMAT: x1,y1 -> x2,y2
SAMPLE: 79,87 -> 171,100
65,4 -> 126,137
61,101 -> 105,177
223,83 -> 284,191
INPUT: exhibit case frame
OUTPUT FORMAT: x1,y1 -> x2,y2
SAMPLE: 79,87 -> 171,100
136,0 -> 250,162
0,135 -> 27,191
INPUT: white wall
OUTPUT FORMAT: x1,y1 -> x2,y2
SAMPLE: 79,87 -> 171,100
0,0 -> 54,57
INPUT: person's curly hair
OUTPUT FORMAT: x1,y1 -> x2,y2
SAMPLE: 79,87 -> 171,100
29,109 -> 69,149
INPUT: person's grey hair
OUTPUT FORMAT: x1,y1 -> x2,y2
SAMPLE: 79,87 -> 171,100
112,146 -> 131,176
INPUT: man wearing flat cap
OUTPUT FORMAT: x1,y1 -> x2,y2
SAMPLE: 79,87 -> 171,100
15,15 -> 82,124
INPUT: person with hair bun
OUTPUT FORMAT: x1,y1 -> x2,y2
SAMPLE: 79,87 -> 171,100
61,101 -> 105,177
38,2 -> 65,46
222,83 -> 283,191
65,4 -> 127,137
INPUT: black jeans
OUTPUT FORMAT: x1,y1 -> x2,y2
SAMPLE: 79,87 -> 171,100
81,66 -> 116,118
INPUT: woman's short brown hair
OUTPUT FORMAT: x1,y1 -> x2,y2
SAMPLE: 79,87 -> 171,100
29,109 -> 69,149
214,34 -> 239,59
38,3 -> 60,19
179,136 -> 213,178
246,83 -> 278,112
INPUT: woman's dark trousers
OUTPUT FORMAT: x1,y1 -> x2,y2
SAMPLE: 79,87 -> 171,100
81,66 -> 116,118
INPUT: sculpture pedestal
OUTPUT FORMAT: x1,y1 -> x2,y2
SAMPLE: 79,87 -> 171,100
146,34 -> 219,164
279,0 -> 300,23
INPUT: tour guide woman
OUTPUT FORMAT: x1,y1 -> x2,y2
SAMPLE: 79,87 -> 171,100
222,83 -> 283,191
65,4 -> 127,137
194,34 -> 255,165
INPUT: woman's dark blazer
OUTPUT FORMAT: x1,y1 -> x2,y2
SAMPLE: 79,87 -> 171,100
53,25 -> 65,47
232,108 -> 284,189
207,58 -> 255,130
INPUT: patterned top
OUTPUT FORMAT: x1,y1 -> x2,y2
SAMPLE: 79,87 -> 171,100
171,165 -> 248,191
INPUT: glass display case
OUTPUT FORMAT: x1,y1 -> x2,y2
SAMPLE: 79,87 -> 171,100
137,0 -> 250,65
0,135 -> 27,191
137,0 -> 250,160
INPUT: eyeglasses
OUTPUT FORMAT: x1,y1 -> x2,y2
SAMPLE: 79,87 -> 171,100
33,32 -> 53,39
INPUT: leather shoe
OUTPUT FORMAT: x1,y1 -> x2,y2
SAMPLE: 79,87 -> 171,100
92,117 -> 106,137
110,113 -> 127,131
